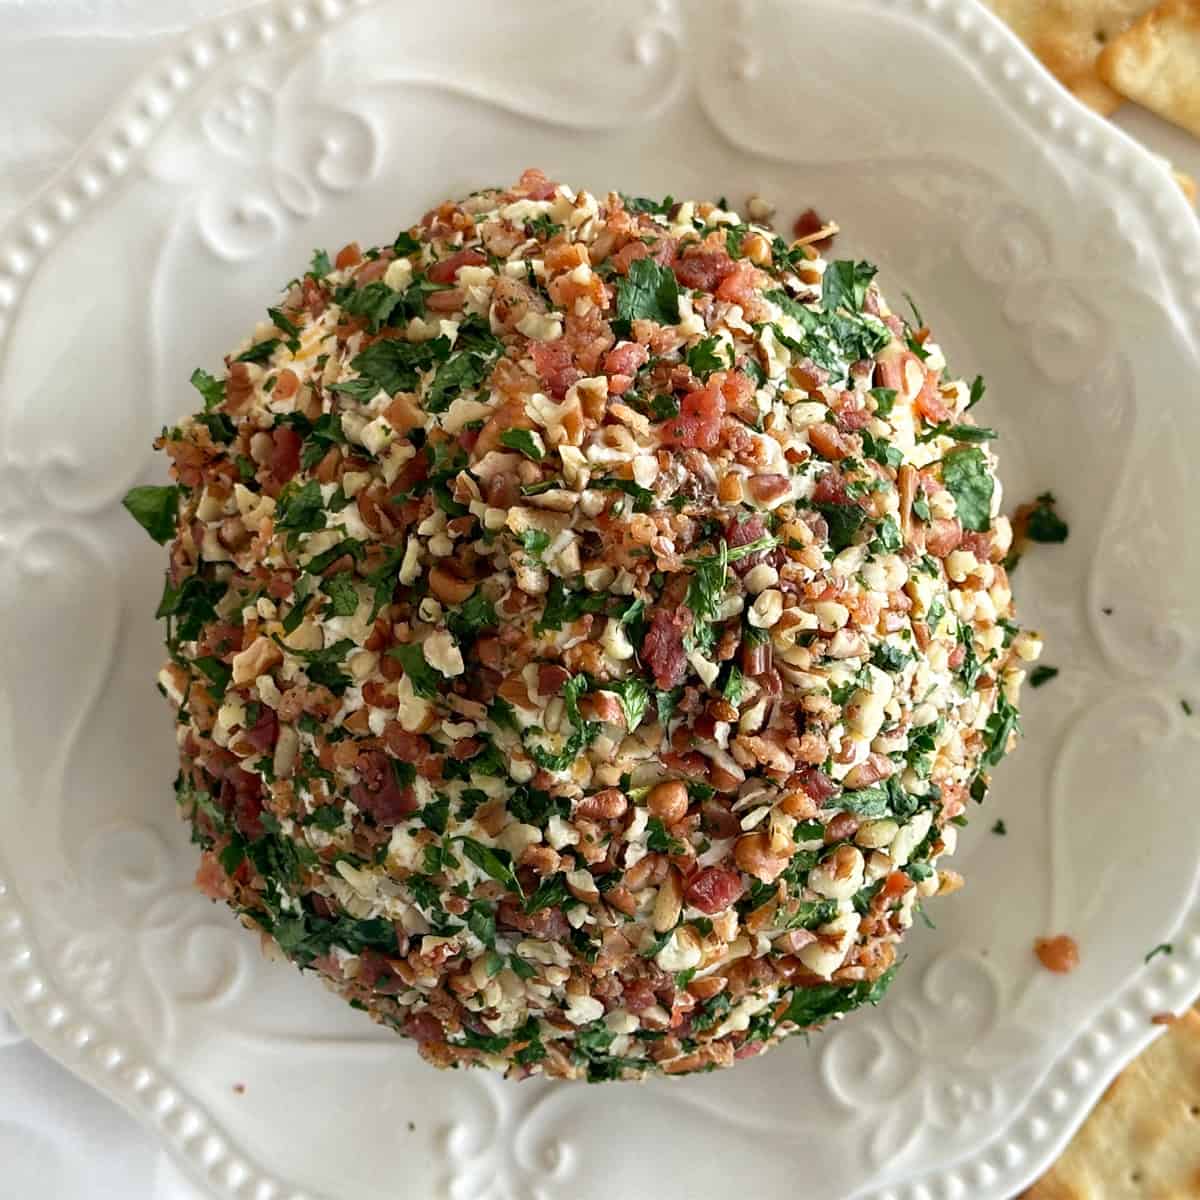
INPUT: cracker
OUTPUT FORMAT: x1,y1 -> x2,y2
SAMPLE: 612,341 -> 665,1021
988,1 -> 1156,114
1175,169 -> 1198,206
1021,1007 -> 1200,1199
1100,1 -> 1200,138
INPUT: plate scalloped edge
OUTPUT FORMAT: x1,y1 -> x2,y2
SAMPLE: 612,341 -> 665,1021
1,2 -> 1199,1199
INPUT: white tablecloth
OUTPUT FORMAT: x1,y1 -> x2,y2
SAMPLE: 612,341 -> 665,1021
1,4 -> 1197,1196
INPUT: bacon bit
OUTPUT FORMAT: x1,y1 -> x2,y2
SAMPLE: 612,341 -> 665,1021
1150,1012 -> 1179,1026
404,1011 -> 446,1043
611,240 -> 652,276
793,766 -> 837,805
603,340 -> 650,378
426,288 -> 464,313
224,770 -> 265,840
834,404 -> 872,434
915,370 -> 952,423
300,276 -> 326,316
959,529 -> 993,560
498,898 -> 570,939
623,979 -> 658,1012
662,375 -> 726,450
224,362 -> 256,416
790,357 -> 829,393
1034,934 -> 1080,974
195,850 -> 232,900
562,308 -> 615,375
274,368 -> 300,401
685,866 -> 744,914
579,691 -> 625,725
427,248 -> 487,284
335,242 -> 362,270
746,473 -> 791,505
792,208 -> 837,251
642,609 -> 690,689
727,513 -> 768,573
353,257 -> 390,287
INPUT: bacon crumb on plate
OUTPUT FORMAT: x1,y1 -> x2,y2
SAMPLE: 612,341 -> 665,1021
1035,934 -> 1081,975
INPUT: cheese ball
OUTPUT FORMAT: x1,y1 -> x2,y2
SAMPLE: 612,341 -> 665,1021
125,169 -> 1039,1080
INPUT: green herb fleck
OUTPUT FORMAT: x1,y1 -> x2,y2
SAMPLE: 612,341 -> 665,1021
1025,492 -> 1069,543
387,642 -> 441,699
499,429 -> 546,461
941,446 -> 994,533
615,258 -> 680,326
122,485 -> 180,544
782,964 -> 899,1028
189,367 -> 225,410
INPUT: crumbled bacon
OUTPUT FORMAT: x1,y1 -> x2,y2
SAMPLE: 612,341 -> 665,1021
350,750 -> 417,828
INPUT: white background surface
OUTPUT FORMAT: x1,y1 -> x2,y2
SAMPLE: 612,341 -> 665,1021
0,3 -> 1196,1198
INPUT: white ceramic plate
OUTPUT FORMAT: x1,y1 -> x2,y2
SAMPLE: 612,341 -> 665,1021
2,1 -> 1199,1197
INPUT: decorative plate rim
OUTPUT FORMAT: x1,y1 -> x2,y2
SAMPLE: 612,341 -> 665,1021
1,2 -> 1198,1198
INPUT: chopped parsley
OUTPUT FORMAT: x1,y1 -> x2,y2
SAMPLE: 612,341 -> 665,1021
274,479 -> 327,542
619,192 -> 674,216
535,578 -> 607,633
940,446 -> 993,533
967,374 -> 986,409
447,589 -> 498,638
235,338 -> 279,364
519,529 -> 552,560
821,260 -> 876,314
452,837 -> 523,896
1025,492 -> 1069,543
981,692 -> 1020,768
346,334 -> 451,397
1029,665 -> 1058,688
918,422 -> 997,445
686,336 -> 730,378
603,677 -> 650,731
122,484 -> 180,544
